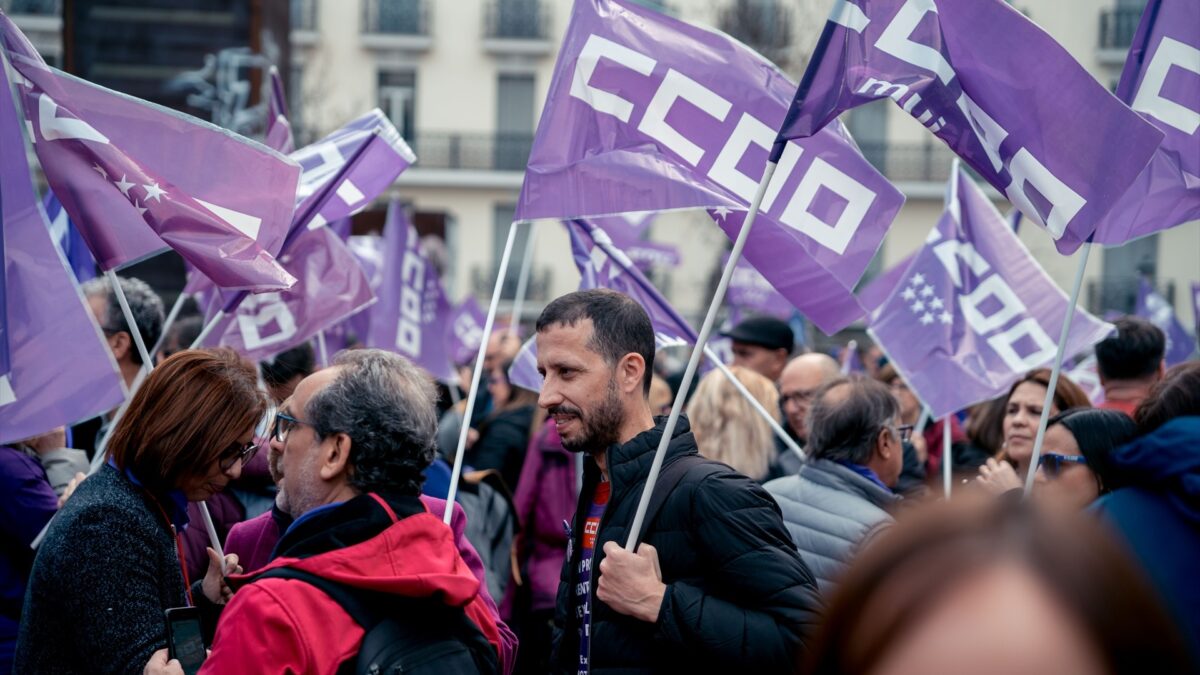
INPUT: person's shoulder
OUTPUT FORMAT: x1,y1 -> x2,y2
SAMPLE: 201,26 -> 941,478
763,474 -> 802,497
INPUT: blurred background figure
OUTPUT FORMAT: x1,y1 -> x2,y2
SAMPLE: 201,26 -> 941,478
779,353 -> 840,448
876,364 -> 966,478
259,343 -> 316,404
648,374 -> 673,416
1031,408 -> 1137,510
976,369 -> 1091,495
1094,317 -> 1165,417
766,377 -> 903,595
804,495 -> 1194,675
1094,362 -> 1200,663
7,428 -> 87,496
720,316 -> 794,383
467,359 -> 539,489
687,366 -> 779,483
156,314 -> 204,363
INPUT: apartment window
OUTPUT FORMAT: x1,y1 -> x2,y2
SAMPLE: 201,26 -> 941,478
493,205 -> 531,293
846,100 -> 888,174
378,70 -> 416,141
495,74 -> 535,171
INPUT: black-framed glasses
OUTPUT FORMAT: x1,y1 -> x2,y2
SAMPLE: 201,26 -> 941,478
780,390 -> 815,407
271,411 -> 314,443
894,424 -> 914,443
219,440 -> 259,472
1038,453 -> 1087,478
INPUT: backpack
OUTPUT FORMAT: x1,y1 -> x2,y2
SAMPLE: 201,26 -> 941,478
458,469 -> 519,602
253,567 -> 500,675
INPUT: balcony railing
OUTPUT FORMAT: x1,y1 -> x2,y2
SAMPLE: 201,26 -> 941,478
472,266 -> 552,303
718,0 -> 791,65
1098,7 -> 1143,50
362,0 -> 428,36
484,0 -> 550,40
1089,276 -> 1174,316
410,132 -> 534,172
291,0 -> 316,32
855,141 -> 958,183
0,0 -> 59,14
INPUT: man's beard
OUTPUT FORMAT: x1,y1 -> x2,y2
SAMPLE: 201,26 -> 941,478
552,377 -> 624,454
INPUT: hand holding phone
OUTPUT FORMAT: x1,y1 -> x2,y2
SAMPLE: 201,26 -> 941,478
164,607 -> 206,675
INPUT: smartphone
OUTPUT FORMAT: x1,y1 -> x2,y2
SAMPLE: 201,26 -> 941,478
165,607 -> 207,675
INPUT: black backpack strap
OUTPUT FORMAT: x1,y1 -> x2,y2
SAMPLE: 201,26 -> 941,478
635,454 -> 721,545
253,566 -> 380,631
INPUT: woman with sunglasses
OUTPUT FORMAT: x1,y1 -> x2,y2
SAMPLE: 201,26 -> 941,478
1033,408 -> 1137,510
15,348 -> 266,675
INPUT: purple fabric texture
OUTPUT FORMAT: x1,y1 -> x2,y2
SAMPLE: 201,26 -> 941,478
868,170 -> 1113,418
366,202 -> 457,382
589,215 -> 679,271
723,251 -> 795,320
264,66 -> 294,154
1193,282 -> 1200,340
1136,277 -> 1196,366
516,0 -> 903,332
449,297 -> 488,367
856,251 -> 918,314
0,55 -> 123,444
2,33 -> 300,289
1094,0 -> 1200,245
777,0 -> 1163,254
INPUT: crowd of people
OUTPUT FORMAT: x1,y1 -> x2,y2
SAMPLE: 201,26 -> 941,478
2,279 -> 1198,674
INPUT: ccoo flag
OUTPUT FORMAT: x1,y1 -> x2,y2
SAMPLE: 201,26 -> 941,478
449,297 -> 487,368
515,0 -> 904,329
0,54 -> 124,443
1093,0 -> 1200,245
724,252 -> 794,321
869,169 -> 1113,418
366,202 -> 457,383
776,0 -> 1163,254
1136,277 -> 1196,366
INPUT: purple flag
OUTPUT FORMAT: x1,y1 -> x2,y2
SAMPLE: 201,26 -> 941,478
264,65 -> 294,154
516,0 -> 904,299
856,251 -> 918,314
1193,282 -> 1200,340
449,297 -> 487,368
710,208 -> 865,333
43,190 -> 96,283
1,55 -> 124,443
1094,0 -> 1200,245
366,202 -> 457,382
724,252 -> 794,321
202,226 -> 374,361
868,169 -> 1113,418
590,216 -> 680,271
1136,277 -> 1196,366
777,0 -> 1163,254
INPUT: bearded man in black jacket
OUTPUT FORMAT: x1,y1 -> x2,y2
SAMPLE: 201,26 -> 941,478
534,289 -> 821,675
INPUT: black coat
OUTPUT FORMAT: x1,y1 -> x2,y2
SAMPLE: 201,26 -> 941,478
551,416 -> 822,674
468,404 -> 535,489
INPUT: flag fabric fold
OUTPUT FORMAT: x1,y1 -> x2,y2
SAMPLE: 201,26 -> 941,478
776,0 -> 1164,253
0,54 -> 124,443
265,65 -> 295,154
1136,277 -> 1196,366
868,169 -> 1113,418
515,0 -> 903,333
724,252 -> 795,321
449,297 -> 487,368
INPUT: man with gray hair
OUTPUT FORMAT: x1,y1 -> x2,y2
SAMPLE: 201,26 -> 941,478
200,349 -> 505,674
764,376 -> 905,595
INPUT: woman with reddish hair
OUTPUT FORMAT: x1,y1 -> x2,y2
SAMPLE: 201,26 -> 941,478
15,349 -> 266,675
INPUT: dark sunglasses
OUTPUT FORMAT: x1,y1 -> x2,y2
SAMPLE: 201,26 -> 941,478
270,411 -> 314,444
1038,453 -> 1087,478
219,439 -> 259,472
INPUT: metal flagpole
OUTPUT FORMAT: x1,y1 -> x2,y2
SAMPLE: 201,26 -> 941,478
704,347 -> 804,461
1023,241 -> 1093,497
106,270 -> 154,371
150,291 -> 189,361
841,339 -> 857,374
624,161 -> 779,550
316,331 -> 329,368
942,414 -> 953,499
509,221 -> 537,337
442,221 -> 521,524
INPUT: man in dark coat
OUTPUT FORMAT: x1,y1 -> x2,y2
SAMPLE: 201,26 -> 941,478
534,289 -> 821,674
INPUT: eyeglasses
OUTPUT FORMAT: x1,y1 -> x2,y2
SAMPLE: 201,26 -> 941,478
893,424 -> 914,443
780,390 -> 815,408
1038,453 -> 1087,478
270,411 -> 314,444
219,439 -> 259,472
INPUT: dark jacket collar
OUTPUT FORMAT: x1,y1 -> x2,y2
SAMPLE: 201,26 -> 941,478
601,415 -> 697,502
272,492 -> 425,560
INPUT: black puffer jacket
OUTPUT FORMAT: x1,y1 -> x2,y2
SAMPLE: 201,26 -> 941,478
551,416 -> 822,674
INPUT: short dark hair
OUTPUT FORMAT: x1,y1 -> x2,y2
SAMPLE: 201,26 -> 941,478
261,343 -> 316,389
306,349 -> 438,497
1133,361 -> 1200,436
82,276 -> 164,366
1095,317 -> 1165,381
807,376 -> 899,464
536,289 -> 655,395
1047,408 -> 1138,493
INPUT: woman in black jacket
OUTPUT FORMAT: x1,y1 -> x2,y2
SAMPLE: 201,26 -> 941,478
15,348 -> 266,674
467,359 -> 539,489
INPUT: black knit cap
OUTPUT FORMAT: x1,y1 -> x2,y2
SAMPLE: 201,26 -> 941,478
720,316 -> 794,352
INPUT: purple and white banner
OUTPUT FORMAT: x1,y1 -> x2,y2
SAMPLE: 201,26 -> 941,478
723,251 -> 794,321
366,202 -> 457,383
869,169 -> 1113,418
516,0 -> 903,330
1136,277 -> 1196,366
449,297 -> 487,368
777,0 -> 1163,253
1,53 -> 124,443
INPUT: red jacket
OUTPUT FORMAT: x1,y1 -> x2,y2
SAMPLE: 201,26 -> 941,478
201,494 -> 503,674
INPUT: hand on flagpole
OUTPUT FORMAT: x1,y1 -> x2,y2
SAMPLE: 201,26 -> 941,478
976,458 -> 1022,495
202,547 -> 242,605
597,541 -> 666,624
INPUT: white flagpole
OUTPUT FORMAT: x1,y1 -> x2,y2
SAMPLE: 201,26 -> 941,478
914,406 -> 932,436
150,291 -> 189,361
841,339 -> 857,374
1023,241 -> 1093,497
316,331 -> 329,368
625,162 -> 779,550
443,222 -> 521,524
197,501 -> 226,574
106,270 -> 154,371
190,309 -> 226,349
942,414 -> 953,499
509,221 -> 537,337
704,347 -> 804,461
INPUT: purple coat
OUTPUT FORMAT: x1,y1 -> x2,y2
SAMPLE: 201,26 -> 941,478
504,421 -> 577,615
225,493 -> 518,674
0,447 -> 59,672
